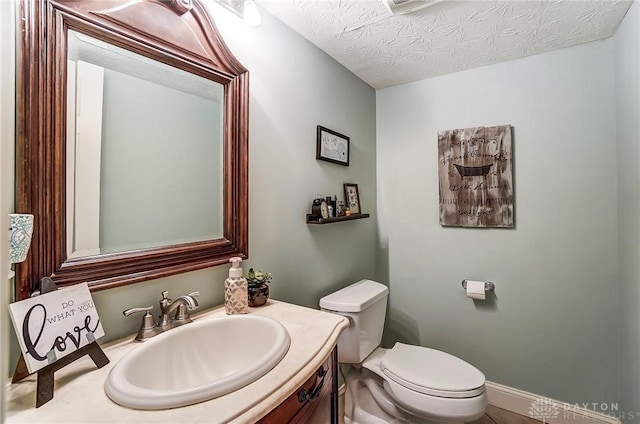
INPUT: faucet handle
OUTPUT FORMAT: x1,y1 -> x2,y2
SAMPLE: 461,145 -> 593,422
123,306 -> 153,317
123,306 -> 161,342
159,290 -> 172,313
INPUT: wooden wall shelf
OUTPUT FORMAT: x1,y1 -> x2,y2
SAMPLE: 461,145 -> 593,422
306,213 -> 370,224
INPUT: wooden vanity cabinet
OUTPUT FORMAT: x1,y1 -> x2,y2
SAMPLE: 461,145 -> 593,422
258,348 -> 339,424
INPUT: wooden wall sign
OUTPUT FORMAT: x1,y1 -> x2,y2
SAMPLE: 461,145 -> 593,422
438,125 -> 513,227
9,283 -> 105,374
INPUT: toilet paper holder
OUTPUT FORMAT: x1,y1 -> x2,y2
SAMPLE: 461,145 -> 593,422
461,280 -> 495,292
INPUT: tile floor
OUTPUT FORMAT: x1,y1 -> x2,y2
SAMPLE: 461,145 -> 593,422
469,405 -> 542,424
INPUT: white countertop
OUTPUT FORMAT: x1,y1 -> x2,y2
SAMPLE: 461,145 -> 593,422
6,300 -> 348,423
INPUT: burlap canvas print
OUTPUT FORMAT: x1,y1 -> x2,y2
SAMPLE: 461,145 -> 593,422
438,125 -> 513,227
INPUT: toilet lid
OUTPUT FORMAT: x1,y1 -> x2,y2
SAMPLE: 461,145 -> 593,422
380,343 -> 485,398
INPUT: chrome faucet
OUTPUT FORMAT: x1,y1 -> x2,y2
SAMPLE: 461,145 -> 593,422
123,290 -> 200,342
159,290 -> 200,330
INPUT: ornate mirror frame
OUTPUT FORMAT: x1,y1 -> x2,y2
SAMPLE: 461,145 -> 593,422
15,0 -> 249,300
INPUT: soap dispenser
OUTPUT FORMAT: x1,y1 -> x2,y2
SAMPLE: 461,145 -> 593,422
224,257 -> 249,315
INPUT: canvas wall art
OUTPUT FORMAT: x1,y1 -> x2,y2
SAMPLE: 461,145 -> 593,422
438,125 -> 513,227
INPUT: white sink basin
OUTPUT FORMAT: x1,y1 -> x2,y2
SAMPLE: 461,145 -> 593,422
104,314 -> 290,410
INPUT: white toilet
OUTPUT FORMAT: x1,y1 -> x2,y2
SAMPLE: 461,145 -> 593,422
320,279 -> 487,424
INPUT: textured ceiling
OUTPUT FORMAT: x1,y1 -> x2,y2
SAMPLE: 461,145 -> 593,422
256,0 -> 633,89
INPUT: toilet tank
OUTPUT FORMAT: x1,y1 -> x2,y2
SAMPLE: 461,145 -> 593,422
320,279 -> 388,364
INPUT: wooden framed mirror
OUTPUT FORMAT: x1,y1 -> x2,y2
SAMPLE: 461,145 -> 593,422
15,0 -> 249,300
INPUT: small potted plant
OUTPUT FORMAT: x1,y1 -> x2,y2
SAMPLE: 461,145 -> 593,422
245,268 -> 272,307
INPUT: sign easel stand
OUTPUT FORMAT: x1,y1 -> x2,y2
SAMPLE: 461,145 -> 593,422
11,278 -> 110,407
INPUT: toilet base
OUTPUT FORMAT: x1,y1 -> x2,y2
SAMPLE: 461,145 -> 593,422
344,368 -> 472,424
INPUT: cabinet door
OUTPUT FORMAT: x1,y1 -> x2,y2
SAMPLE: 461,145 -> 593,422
258,347 -> 338,424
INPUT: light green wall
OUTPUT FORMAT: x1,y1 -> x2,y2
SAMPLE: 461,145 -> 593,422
210,4 -> 378,308
615,1 -> 640,420
4,0 -> 639,420
100,69 -> 223,251
7,3 -> 377,366
376,40 -> 620,406
91,4 -> 378,338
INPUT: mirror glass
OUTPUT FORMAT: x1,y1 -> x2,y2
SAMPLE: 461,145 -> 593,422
66,30 -> 224,258
16,0 -> 248,300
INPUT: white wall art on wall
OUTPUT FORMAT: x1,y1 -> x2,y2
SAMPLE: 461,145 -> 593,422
316,125 -> 350,166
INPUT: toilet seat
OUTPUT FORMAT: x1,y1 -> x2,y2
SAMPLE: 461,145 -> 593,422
382,377 -> 487,422
380,343 -> 485,398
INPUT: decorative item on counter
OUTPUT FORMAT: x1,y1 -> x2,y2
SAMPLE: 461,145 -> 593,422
336,200 -> 345,216
344,208 -> 351,217
9,280 -> 106,373
9,213 -> 34,264
224,257 -> 248,314
245,267 -> 272,307
9,278 -> 109,407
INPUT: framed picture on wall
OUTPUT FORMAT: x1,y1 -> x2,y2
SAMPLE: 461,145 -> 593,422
316,125 -> 350,166
344,183 -> 361,214
437,125 -> 513,227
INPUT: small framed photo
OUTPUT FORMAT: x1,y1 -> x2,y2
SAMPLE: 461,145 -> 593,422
336,200 -> 345,216
344,183 -> 361,214
316,125 -> 349,166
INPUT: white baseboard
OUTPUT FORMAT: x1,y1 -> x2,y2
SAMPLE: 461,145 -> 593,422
486,381 -> 622,424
